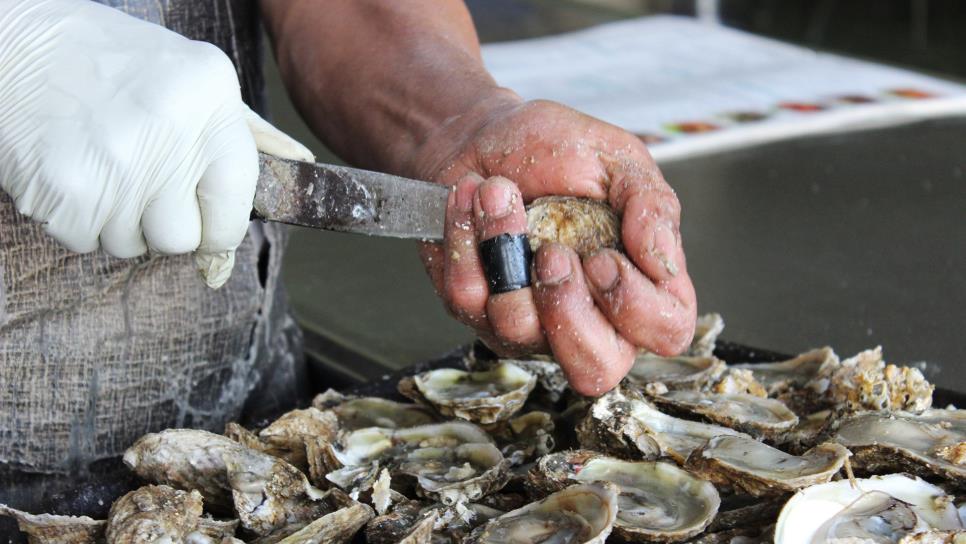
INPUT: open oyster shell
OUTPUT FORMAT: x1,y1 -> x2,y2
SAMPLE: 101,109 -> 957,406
465,482 -> 619,544
527,450 -> 720,542
577,388 -> 750,463
774,474 -> 963,544
526,196 -> 621,258
688,313 -> 725,357
499,358 -> 570,402
312,391 -> 440,430
732,347 -> 838,398
0,505 -> 105,544
649,390 -> 799,440
399,362 -> 537,424
831,409 -> 965,483
485,411 -> 556,466
396,443 -> 510,505
685,436 -> 850,496
627,354 -> 726,392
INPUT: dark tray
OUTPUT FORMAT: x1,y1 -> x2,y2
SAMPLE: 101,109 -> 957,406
2,341 -> 963,542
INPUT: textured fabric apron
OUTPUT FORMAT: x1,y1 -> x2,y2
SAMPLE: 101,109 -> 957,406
0,0 -> 304,475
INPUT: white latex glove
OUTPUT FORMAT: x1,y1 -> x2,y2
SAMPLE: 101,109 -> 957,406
0,0 -> 314,288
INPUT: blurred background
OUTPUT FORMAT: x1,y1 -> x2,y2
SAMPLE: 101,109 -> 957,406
268,1 -> 966,392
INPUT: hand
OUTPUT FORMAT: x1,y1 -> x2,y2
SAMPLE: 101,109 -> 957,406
0,0 -> 313,288
415,98 -> 697,395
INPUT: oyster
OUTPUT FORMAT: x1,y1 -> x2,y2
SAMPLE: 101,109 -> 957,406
649,390 -> 798,439
831,409 -> 965,482
526,196 -> 620,258
733,347 -> 838,396
105,485 -> 236,544
528,451 -> 720,542
772,410 -> 833,454
465,482 -> 619,544
256,408 -> 340,469
396,443 -> 510,505
325,422 -> 495,469
577,388 -> 750,463
124,429 -> 331,537
709,368 -> 768,397
626,354 -> 726,391
774,474 -> 963,544
264,500 -> 373,544
399,362 -> 536,424
486,411 -> 556,466
685,436 -> 850,496
688,313 -> 725,357
0,504 -> 105,544
827,347 -> 934,413
500,357 -> 569,402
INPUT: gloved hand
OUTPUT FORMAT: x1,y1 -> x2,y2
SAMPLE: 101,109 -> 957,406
0,0 -> 314,288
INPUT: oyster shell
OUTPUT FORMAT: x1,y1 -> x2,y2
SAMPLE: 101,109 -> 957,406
827,347 -> 934,413
732,347 -> 838,396
773,474 -> 963,544
499,358 -> 569,402
0,504 -> 105,544
465,482 -> 619,544
124,429 -> 331,537
626,355 -> 726,392
685,436 -> 850,496
396,443 -> 510,505
486,411 -> 556,466
105,485 -> 239,544
256,408 -> 340,469
649,390 -> 798,439
526,196 -> 620,258
709,368 -> 767,398
266,500 -> 373,544
688,313 -> 725,357
528,450 -> 720,542
399,362 -> 536,424
831,409 -> 965,483
577,388 -> 750,463
326,422 -> 496,469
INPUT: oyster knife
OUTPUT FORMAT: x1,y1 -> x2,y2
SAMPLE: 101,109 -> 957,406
252,153 -> 450,241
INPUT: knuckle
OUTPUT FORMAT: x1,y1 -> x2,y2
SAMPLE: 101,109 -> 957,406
444,280 -> 488,316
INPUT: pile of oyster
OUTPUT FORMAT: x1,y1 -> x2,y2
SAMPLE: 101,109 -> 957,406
4,314 -> 964,544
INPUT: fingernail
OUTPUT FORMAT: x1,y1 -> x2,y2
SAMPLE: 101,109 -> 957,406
585,251 -> 620,292
479,179 -> 514,219
651,221 -> 679,277
536,245 -> 572,285
455,178 -> 477,213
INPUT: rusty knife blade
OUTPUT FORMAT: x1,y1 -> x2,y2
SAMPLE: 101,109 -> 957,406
252,153 -> 450,241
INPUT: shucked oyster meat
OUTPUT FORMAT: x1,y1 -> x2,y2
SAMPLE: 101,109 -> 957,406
685,436 -> 850,496
527,450 -> 720,542
774,474 -> 963,544
465,482 -> 620,544
831,409 -> 966,483
400,362 -> 537,424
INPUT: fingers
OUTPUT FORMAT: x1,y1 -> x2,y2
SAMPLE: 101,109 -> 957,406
243,105 -> 316,162
141,189 -> 202,255
101,201 -> 148,258
194,115 -> 259,288
473,177 -> 546,351
441,174 -> 489,330
533,243 -> 636,396
584,249 -> 696,356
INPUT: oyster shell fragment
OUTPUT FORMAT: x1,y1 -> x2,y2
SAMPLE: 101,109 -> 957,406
528,451 -> 720,542
828,347 -> 934,413
831,409 -> 966,483
526,196 -> 621,258
774,474 -> 963,544
649,390 -> 798,439
0,504 -> 105,544
400,362 -> 537,424
465,482 -> 619,544
685,436 -> 850,496
578,388 -> 750,463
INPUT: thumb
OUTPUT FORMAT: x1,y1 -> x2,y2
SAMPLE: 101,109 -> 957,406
194,113 -> 259,289
243,104 -> 316,162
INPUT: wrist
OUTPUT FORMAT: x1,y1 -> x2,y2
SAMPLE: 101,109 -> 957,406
403,86 -> 523,183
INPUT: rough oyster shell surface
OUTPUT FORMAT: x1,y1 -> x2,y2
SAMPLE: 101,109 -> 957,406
526,196 -> 621,258
827,347 -> 934,413
465,482 -> 619,544
401,362 -> 536,424
527,450 -> 719,542
0,504 -> 105,544
105,485 -> 206,544
685,436 -> 850,496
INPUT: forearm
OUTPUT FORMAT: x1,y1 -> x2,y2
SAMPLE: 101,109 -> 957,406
261,0 -> 519,177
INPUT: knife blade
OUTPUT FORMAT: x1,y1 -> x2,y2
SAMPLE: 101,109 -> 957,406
252,152 -> 450,241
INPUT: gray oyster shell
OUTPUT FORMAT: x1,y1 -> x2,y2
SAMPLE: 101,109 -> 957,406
649,390 -> 799,440
400,362 -> 536,424
0,504 -> 105,544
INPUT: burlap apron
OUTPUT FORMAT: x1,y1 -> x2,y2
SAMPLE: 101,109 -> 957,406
0,0 -> 304,476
